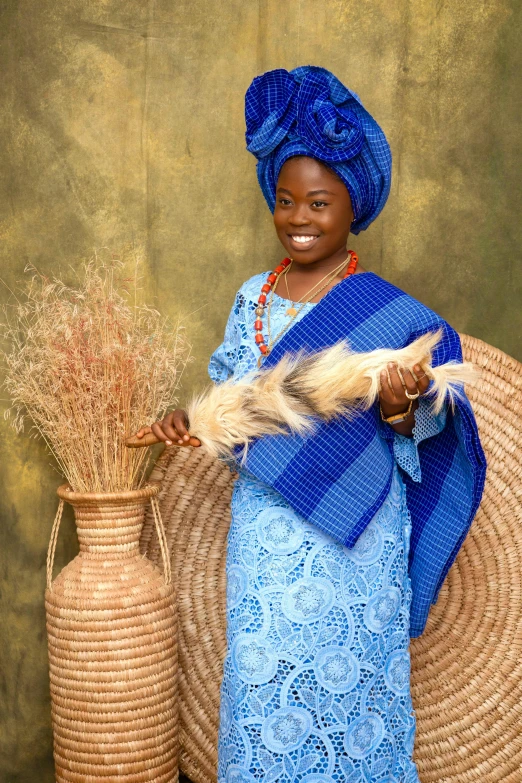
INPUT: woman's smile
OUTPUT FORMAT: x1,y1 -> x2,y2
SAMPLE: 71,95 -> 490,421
287,233 -> 320,251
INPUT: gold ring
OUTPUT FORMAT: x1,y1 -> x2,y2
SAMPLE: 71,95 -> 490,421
405,389 -> 420,400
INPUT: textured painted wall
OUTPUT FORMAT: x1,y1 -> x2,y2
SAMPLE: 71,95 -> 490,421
1,0 -> 520,779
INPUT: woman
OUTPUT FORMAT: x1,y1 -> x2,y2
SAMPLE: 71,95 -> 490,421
140,67 -> 486,783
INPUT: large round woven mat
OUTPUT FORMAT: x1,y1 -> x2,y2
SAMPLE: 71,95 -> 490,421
141,334 -> 522,783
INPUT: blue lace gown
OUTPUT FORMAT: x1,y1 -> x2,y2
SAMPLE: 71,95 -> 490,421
209,273 -> 446,783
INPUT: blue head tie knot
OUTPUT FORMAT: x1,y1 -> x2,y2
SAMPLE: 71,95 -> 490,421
245,66 -> 392,234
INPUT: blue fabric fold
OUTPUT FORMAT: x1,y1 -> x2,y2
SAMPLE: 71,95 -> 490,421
245,66 -> 392,233
241,272 -> 486,637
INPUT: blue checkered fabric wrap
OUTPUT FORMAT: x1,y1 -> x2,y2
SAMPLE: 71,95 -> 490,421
241,273 -> 486,637
245,66 -> 392,233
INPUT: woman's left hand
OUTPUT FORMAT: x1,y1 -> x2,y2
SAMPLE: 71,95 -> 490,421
379,363 -> 430,428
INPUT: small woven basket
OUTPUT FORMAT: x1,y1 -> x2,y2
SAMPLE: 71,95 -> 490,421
46,483 -> 178,783
141,334 -> 522,783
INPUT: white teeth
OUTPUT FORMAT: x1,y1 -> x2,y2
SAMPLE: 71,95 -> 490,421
292,235 -> 317,243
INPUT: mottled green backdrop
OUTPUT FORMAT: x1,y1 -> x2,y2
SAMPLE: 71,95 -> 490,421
1,0 -> 521,779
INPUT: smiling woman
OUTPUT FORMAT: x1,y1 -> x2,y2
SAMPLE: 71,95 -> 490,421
135,65 -> 486,783
273,156 -> 356,298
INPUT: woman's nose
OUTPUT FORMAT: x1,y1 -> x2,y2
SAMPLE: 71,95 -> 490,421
288,207 -> 311,225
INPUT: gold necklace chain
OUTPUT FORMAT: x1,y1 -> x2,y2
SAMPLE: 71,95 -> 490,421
264,258 -> 350,364
283,255 -> 350,307
284,265 -> 293,301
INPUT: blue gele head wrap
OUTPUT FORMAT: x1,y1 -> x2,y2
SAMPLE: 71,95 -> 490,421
245,66 -> 392,234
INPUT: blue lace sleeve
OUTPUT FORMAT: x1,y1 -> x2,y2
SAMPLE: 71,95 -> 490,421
208,291 -> 243,384
393,397 -> 448,483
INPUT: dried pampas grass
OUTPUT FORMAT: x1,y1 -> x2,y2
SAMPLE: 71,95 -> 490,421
186,330 -> 478,461
2,251 -> 190,493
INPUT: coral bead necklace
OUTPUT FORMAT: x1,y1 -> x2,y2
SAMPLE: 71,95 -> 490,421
254,250 -> 359,366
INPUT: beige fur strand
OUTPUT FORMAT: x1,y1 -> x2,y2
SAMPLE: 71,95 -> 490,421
187,330 -> 479,461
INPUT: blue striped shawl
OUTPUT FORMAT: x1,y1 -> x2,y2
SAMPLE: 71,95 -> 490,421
242,272 -> 487,638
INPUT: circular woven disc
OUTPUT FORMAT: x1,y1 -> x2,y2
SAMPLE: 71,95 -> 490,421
142,334 -> 522,783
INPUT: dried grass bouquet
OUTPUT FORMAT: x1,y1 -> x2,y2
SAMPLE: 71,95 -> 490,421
2,252 -> 190,493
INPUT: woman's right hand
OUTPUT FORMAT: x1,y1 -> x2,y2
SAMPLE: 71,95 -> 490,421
134,409 -> 201,447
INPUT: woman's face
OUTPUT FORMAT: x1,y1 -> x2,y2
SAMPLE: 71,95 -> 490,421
273,156 -> 354,265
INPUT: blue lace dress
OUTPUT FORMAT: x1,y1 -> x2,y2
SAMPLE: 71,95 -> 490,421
209,273 -> 446,783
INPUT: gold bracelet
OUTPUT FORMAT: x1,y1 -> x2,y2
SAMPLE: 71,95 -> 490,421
380,398 -> 414,425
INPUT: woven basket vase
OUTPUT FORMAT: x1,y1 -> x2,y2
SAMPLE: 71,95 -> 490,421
45,483 -> 178,783
141,334 -> 522,783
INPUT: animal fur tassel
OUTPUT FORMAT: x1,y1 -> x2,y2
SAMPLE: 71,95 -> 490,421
127,330 -> 479,460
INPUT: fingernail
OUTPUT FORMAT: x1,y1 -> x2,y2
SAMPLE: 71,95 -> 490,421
414,365 -> 421,372
166,440 -> 172,446
178,439 -> 183,445
183,435 -> 189,441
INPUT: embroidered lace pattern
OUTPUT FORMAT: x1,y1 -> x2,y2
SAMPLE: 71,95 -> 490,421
393,398 -> 447,483
209,273 -> 445,783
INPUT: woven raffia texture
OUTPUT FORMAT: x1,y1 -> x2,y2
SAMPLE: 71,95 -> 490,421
46,484 -> 178,783
141,334 -> 522,783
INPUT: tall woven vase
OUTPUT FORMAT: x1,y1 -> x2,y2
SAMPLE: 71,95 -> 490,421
45,483 -> 178,783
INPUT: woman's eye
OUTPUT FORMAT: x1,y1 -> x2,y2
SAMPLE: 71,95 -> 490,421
311,200 -> 328,208
278,198 -> 292,206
